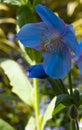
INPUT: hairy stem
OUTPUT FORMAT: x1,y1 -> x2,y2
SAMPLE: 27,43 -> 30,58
33,78 -> 41,130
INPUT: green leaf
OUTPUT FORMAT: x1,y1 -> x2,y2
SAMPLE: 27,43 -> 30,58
25,117 -> 36,130
73,89 -> 80,107
0,59 -> 32,106
0,119 -> 15,130
41,97 -> 56,130
53,103 -> 66,115
0,92 -> 20,102
55,94 -> 73,107
1,0 -> 22,6
79,95 -> 82,106
48,78 -> 68,96
25,48 -> 42,64
33,0 -> 42,5
17,5 -> 36,27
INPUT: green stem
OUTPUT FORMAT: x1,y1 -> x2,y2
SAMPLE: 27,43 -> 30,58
68,72 -> 73,96
76,120 -> 79,130
71,120 -> 76,130
18,42 -> 33,65
31,49 -> 41,130
33,78 -> 41,130
68,72 -> 77,130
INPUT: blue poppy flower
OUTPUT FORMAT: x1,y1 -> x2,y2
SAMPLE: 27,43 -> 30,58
17,4 -> 80,79
28,64 -> 48,78
75,41 -> 82,74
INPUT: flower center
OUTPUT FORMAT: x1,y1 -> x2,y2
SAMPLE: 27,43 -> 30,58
41,33 -> 65,54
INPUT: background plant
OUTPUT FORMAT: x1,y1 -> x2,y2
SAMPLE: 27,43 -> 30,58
0,0 -> 82,130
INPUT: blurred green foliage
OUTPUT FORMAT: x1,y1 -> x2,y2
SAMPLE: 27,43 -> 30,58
0,0 -> 82,130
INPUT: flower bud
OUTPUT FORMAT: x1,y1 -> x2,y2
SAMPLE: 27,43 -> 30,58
69,104 -> 78,120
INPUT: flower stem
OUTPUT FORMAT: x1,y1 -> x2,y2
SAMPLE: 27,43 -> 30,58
33,78 -> 41,130
68,72 -> 77,130
68,72 -> 73,96
32,49 -> 41,129
76,120 -> 79,130
70,120 -> 76,130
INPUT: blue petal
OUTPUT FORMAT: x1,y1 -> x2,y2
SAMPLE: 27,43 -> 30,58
63,25 -> 80,56
43,48 -> 71,79
35,4 -> 65,34
73,41 -> 82,62
79,40 -> 82,51
17,22 -> 47,50
76,53 -> 82,74
28,64 -> 48,78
